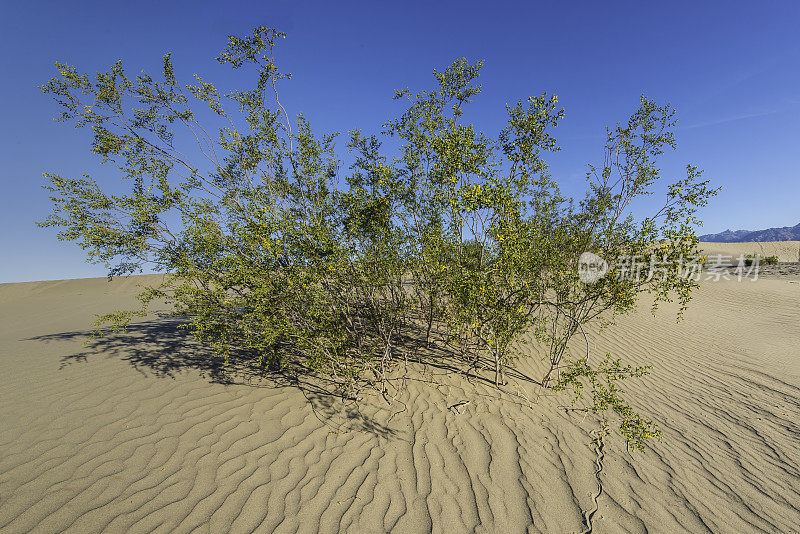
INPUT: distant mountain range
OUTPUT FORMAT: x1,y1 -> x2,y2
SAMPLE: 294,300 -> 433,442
698,222 -> 800,242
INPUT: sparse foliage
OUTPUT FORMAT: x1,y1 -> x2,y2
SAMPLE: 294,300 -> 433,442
39,27 -> 717,451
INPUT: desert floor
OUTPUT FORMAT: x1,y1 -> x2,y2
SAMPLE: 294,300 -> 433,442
1,268 -> 799,533
699,240 -> 800,264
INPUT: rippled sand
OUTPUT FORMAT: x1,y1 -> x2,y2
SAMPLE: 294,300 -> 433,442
1,273 -> 799,533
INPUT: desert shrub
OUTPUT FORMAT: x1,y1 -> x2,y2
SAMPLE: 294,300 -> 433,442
742,253 -> 778,266
554,354 -> 661,452
742,253 -> 778,267
38,27 -> 717,451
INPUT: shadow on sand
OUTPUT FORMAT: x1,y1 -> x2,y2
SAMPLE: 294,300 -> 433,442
29,316 -> 405,438
30,314 -> 542,438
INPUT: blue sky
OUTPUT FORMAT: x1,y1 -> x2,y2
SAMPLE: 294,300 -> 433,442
1,0 -> 799,282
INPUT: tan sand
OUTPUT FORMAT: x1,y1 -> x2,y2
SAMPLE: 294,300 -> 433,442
1,273 -> 799,532
700,241 -> 800,263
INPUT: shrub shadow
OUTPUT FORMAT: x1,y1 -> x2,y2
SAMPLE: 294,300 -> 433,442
29,316 -> 399,439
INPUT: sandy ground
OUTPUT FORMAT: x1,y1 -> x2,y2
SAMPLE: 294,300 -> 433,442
1,269 -> 799,533
700,241 -> 800,263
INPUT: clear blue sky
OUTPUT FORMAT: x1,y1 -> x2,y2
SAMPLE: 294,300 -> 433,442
2,0 -> 799,282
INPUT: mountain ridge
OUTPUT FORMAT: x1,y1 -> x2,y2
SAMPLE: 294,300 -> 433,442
698,222 -> 800,242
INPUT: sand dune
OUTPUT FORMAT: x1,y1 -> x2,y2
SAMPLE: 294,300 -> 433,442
700,241 -> 800,263
1,274 -> 799,533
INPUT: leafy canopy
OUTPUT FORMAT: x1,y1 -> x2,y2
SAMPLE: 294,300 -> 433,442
39,26 -> 717,452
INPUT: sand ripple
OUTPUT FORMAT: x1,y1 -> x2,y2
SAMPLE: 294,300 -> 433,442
1,276 -> 799,532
